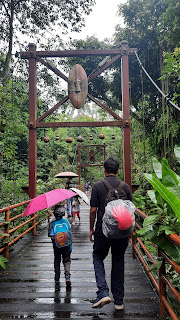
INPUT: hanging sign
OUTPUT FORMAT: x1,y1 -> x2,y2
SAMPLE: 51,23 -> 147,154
68,64 -> 88,109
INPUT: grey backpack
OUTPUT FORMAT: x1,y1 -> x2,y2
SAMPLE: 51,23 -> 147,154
102,179 -> 136,238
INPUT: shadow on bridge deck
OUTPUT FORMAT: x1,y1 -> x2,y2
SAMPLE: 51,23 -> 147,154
0,204 -> 160,319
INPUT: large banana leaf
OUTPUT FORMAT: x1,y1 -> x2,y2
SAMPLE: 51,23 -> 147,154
162,158 -> 180,198
152,157 -> 162,179
147,190 -> 157,204
174,145 -> 180,162
136,227 -> 180,260
144,173 -> 180,222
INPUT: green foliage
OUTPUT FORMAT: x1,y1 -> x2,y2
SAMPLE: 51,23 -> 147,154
0,255 -> 8,270
157,0 -> 180,49
0,0 -> 95,48
136,225 -> 180,260
174,145 -> 180,162
160,48 -> 180,105
114,0 -> 180,162
136,152 -> 180,261
0,232 -> 8,270
162,48 -> 180,78
145,172 -> 180,222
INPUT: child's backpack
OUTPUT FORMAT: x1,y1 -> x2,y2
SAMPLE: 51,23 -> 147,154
102,179 -> 136,238
53,219 -> 71,248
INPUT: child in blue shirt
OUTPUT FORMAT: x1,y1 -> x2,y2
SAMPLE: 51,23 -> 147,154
48,203 -> 72,286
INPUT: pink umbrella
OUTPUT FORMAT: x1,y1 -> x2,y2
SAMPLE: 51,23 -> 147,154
23,189 -> 77,217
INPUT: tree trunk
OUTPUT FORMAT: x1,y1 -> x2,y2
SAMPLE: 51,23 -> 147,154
2,0 -> 14,108
0,0 -> 14,195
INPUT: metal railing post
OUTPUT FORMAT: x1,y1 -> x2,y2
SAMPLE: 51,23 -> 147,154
131,233 -> 136,259
158,248 -> 166,319
5,209 -> 10,259
33,213 -> 36,235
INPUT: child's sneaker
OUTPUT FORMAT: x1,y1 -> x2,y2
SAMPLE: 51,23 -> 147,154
66,276 -> 71,286
72,222 -> 75,226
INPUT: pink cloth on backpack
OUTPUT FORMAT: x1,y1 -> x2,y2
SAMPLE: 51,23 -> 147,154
112,205 -> 133,230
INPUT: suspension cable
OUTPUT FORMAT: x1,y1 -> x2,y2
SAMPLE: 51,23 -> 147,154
71,144 -> 77,169
134,51 -> 180,112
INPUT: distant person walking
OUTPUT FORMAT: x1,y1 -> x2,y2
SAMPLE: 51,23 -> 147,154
65,178 -> 75,217
72,195 -> 81,225
85,180 -> 90,196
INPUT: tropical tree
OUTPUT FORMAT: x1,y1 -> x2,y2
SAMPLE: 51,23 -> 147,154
161,48 -> 180,105
113,0 -> 180,162
0,0 -> 95,131
0,0 -> 95,81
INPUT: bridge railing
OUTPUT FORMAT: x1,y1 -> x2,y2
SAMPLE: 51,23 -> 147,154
133,208 -> 180,320
0,200 -> 51,259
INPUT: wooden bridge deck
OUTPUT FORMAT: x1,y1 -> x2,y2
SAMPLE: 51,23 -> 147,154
0,204 -> 160,319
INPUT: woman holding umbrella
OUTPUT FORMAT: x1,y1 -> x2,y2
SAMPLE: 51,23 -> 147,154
54,171 -> 78,218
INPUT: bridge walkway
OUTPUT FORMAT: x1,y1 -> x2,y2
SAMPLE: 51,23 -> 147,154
0,204 -> 160,319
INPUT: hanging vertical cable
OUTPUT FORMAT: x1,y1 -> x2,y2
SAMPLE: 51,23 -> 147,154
11,70 -> 16,203
140,69 -> 146,170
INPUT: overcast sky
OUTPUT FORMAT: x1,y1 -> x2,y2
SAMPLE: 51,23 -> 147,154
68,0 -> 126,41
20,0 -> 126,48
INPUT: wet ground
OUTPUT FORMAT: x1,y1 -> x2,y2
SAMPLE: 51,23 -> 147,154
0,203 -> 160,319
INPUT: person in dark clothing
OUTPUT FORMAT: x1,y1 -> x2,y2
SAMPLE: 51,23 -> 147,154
89,157 -> 133,310
65,178 -> 75,217
48,203 -> 72,287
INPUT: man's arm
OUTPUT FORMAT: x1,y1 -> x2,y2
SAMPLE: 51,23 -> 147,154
89,206 -> 97,242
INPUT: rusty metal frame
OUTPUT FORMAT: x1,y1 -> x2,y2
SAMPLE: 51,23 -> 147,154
77,144 -> 106,185
21,41 -> 137,198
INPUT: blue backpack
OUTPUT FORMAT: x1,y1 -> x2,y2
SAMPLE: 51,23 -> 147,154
53,219 -> 71,248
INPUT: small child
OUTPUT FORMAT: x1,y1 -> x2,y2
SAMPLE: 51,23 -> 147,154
48,203 -> 72,286
72,195 -> 81,225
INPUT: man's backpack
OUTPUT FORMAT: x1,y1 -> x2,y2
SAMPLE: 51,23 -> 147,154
102,179 -> 136,238
53,219 -> 71,248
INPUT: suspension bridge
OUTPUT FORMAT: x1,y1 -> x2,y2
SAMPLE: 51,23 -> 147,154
0,203 -> 161,320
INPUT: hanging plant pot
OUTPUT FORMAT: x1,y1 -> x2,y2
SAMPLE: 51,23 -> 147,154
77,135 -> 84,143
44,136 -> 50,143
56,134 -> 59,140
89,134 -> 93,141
66,137 -> 73,143
99,133 -> 105,139
111,134 -> 115,140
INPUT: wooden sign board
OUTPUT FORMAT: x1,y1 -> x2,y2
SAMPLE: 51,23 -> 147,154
68,64 -> 88,109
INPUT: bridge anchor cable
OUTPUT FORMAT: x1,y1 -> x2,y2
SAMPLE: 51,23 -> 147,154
134,51 -> 180,112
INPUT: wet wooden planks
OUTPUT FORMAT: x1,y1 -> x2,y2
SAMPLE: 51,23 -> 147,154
0,203 -> 160,319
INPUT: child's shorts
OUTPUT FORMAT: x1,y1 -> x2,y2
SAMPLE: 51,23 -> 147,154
73,211 -> 80,218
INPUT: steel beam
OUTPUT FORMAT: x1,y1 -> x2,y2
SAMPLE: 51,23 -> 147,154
36,120 -> 123,128
21,48 -> 137,59
28,44 -> 37,199
121,41 -> 132,190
